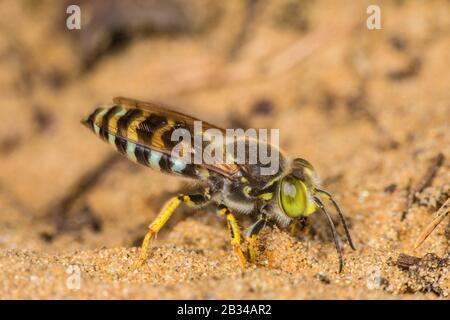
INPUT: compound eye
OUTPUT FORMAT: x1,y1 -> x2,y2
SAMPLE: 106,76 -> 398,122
279,176 -> 307,218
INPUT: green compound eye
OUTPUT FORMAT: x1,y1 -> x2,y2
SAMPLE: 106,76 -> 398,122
278,176 -> 308,218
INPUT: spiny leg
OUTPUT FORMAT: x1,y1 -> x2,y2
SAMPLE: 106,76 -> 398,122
243,219 -> 265,263
218,204 -> 247,268
135,192 -> 210,268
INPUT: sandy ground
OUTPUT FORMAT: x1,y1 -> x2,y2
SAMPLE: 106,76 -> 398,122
0,0 -> 449,299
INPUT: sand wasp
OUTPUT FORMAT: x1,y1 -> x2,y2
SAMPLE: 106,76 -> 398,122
82,97 -> 355,272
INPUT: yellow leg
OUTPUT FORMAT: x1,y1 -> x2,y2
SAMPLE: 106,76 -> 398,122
134,193 -> 211,269
135,196 -> 182,268
288,220 -> 298,235
219,206 -> 246,268
246,234 -> 257,263
243,218 -> 264,264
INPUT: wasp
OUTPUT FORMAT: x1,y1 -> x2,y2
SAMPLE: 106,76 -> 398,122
82,97 -> 355,272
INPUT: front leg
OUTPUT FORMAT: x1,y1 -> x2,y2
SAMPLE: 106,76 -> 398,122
243,218 -> 265,263
218,204 -> 247,268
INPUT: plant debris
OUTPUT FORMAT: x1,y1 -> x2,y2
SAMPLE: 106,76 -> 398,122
402,153 -> 445,220
398,253 -> 449,296
414,197 -> 450,249
397,253 -> 421,269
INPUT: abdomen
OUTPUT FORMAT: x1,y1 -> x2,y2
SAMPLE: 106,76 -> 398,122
82,106 -> 203,179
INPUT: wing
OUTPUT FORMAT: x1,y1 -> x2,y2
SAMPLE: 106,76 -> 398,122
83,97 -> 243,179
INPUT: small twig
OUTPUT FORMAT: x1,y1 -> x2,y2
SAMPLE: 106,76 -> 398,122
414,197 -> 450,249
401,153 -> 445,220
265,27 -> 330,76
173,24 -> 348,97
47,153 -> 121,232
397,253 -> 421,269
227,0 -> 261,60
0,183 -> 33,217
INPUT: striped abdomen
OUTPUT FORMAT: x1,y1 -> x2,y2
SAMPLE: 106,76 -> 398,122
82,105 -> 204,179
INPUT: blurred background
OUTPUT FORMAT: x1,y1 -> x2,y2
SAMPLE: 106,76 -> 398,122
0,0 -> 448,299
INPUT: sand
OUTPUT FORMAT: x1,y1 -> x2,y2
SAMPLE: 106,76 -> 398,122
0,0 -> 448,299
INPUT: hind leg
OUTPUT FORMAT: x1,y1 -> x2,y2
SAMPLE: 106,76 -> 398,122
135,192 -> 211,268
